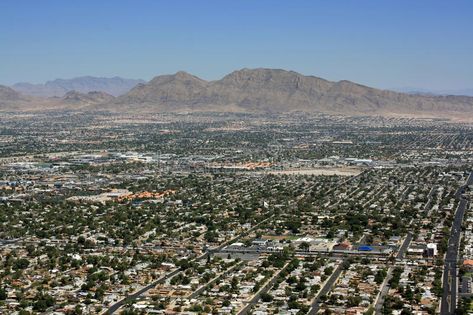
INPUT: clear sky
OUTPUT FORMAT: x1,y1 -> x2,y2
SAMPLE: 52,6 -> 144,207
1,0 -> 472,91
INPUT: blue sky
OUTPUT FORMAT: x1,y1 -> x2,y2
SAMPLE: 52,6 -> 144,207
1,0 -> 472,91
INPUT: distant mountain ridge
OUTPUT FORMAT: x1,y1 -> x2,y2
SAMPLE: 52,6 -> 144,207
0,85 -> 31,110
393,87 -> 473,97
108,68 -> 473,116
12,76 -> 145,97
0,85 -> 22,102
2,68 -> 473,120
62,90 -> 115,105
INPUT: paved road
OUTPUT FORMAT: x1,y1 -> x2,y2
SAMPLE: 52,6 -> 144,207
221,247 -> 390,257
188,262 -> 243,299
393,184 -> 414,212
237,262 -> 290,315
236,172 -> 365,315
441,172 -> 471,315
424,186 -> 437,214
441,198 -> 468,315
308,262 -> 344,315
396,233 -> 413,260
106,213 -> 275,314
0,239 -> 20,247
454,172 -> 473,199
106,268 -> 180,314
374,267 -> 393,314
375,232 -> 413,314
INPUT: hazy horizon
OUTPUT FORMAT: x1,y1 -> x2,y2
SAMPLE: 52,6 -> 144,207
1,0 -> 472,91
6,70 -> 473,97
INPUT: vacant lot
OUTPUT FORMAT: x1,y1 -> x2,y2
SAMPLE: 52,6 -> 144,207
265,167 -> 362,176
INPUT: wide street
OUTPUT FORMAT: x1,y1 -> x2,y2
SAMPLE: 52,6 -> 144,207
441,172 -> 472,315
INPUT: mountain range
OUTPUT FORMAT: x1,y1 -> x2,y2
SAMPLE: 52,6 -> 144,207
2,69 -> 473,120
393,87 -> 473,97
12,76 -> 144,97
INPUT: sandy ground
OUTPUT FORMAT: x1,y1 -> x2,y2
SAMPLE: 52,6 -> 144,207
265,167 -> 362,176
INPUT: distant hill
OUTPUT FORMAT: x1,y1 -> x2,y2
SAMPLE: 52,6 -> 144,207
106,68 -> 473,117
0,85 -> 22,101
12,76 -> 145,97
0,85 -> 105,111
62,90 -> 115,105
393,87 -> 473,97
2,69 -> 473,120
0,85 -> 27,110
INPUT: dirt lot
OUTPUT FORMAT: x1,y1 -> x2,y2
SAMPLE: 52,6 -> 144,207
265,167 -> 362,176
